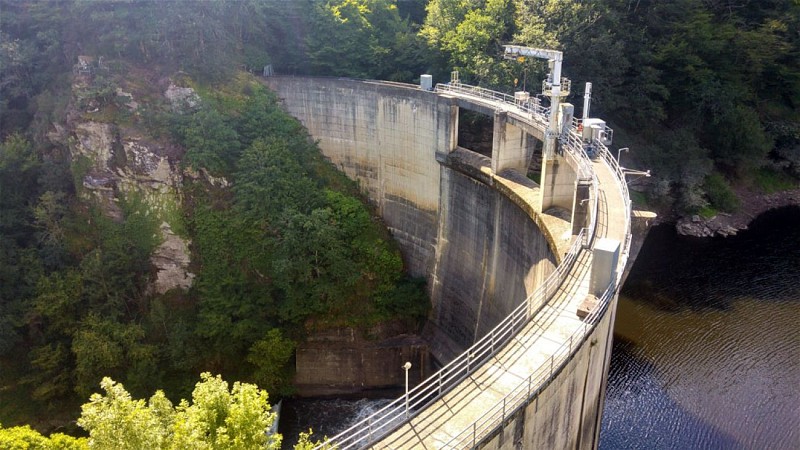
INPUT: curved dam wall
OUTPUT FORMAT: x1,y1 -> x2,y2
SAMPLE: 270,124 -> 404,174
264,77 -> 556,353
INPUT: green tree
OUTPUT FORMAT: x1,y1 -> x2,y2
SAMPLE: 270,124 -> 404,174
0,135 -> 41,355
72,315 -> 157,398
77,378 -> 171,450
0,423 -> 87,450
246,329 -> 296,396
78,374 -> 281,450
422,0 -> 516,86
308,0 -> 425,81
174,108 -> 242,176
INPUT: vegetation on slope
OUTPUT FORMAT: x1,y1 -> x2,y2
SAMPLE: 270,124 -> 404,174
0,3 -> 429,435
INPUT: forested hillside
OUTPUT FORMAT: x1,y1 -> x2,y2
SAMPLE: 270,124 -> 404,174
0,0 -> 429,440
1,0 -> 798,445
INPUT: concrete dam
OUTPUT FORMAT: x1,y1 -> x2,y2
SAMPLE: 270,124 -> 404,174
265,73 -> 638,449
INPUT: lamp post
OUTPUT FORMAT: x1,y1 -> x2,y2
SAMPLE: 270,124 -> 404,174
617,147 -> 629,165
402,361 -> 412,417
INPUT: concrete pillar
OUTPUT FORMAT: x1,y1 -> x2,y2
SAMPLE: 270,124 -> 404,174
539,154 -> 577,212
436,95 -> 459,159
492,111 -> 530,174
589,238 -> 620,297
448,102 -> 459,153
571,178 -> 592,239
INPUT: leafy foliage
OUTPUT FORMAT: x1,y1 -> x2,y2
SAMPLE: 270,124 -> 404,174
0,423 -> 87,450
77,374 -> 281,450
703,174 -> 739,213
308,0 -> 428,81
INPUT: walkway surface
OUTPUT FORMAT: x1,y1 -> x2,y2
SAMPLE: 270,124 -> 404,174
371,92 -> 630,448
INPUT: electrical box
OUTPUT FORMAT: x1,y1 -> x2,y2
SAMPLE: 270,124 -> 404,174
581,118 -> 613,145
582,118 -> 605,141
514,91 -> 530,102
420,74 -> 433,91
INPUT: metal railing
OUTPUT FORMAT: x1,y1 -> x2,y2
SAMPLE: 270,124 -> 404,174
440,269 -> 620,448
542,77 -> 571,97
434,83 -> 550,123
313,81 -> 631,450
315,231 -> 587,450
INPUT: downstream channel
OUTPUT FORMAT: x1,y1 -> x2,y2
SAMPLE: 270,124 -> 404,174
281,206 -> 799,449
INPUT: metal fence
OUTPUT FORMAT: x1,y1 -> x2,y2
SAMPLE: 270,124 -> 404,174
434,82 -> 550,123
439,265 -> 620,448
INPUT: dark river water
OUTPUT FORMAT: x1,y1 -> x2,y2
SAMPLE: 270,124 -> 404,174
280,206 -> 800,449
600,205 -> 800,450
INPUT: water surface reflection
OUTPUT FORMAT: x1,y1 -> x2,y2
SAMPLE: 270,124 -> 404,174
601,206 -> 800,449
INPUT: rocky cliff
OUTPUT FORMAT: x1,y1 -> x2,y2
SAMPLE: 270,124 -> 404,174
60,57 -> 196,294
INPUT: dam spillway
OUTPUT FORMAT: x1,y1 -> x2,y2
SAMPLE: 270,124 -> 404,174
264,76 -> 633,449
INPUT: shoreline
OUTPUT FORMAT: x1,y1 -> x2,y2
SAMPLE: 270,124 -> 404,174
657,187 -> 800,238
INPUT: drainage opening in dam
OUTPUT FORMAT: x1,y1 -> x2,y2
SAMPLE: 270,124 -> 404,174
457,108 -> 493,157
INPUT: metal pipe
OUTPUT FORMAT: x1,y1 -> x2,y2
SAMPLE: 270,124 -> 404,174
403,362 -> 412,417
617,147 -> 629,164
546,59 -> 562,160
583,82 -> 592,120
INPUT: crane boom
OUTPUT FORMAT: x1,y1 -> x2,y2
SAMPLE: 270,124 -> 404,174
503,45 -> 563,62
503,45 -> 564,160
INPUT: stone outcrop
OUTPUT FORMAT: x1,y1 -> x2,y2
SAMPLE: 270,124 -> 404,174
165,83 -> 200,112
676,187 -> 800,237
151,222 -> 194,294
65,61 -> 196,294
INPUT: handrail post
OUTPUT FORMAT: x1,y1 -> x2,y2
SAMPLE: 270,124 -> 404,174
528,374 -> 532,397
473,422 -> 477,447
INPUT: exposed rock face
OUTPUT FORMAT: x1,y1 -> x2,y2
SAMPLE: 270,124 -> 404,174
74,122 -> 115,169
73,122 -> 124,220
152,222 -> 194,294
165,83 -> 200,112
66,71 -> 196,294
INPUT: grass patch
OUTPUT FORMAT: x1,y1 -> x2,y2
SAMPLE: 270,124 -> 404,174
629,190 -> 649,208
753,167 -> 798,193
698,205 -> 718,219
703,173 -> 739,212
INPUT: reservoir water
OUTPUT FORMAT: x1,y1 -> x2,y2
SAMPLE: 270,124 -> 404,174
600,205 -> 800,449
281,206 -> 799,448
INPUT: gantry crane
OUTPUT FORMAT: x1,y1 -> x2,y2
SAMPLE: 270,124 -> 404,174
503,45 -> 571,160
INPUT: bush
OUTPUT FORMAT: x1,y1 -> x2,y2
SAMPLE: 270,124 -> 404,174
703,173 -> 739,212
